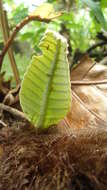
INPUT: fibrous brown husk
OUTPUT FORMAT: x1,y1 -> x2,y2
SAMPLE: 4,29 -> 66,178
0,125 -> 107,190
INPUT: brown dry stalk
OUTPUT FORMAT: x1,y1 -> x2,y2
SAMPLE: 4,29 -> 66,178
1,10 -> 20,84
0,120 -> 7,127
0,0 -> 20,84
71,80 -> 107,85
0,15 -> 51,70
0,103 -> 26,120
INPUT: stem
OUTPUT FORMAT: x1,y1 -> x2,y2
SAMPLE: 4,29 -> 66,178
0,103 -> 26,120
87,41 -> 107,53
0,15 -> 51,70
3,11 -> 20,84
71,80 -> 107,85
0,0 -> 20,84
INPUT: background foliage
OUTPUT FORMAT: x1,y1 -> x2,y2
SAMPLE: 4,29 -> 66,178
0,0 -> 107,83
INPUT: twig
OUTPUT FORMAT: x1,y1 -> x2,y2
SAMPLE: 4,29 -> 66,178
71,80 -> 107,85
0,120 -> 7,127
0,0 -> 5,38
0,103 -> 26,120
1,10 -> 20,84
0,15 -> 52,70
0,0 -> 20,84
87,41 -> 107,53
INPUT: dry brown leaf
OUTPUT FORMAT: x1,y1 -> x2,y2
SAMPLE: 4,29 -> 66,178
65,55 -> 107,129
71,54 -> 94,80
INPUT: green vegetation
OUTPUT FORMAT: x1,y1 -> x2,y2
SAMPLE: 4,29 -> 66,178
2,54 -> 30,82
1,0 -> 107,82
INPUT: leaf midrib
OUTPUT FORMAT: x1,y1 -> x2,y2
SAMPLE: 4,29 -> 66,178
35,39 -> 61,128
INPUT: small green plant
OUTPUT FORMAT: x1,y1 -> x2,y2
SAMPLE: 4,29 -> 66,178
19,30 -> 71,129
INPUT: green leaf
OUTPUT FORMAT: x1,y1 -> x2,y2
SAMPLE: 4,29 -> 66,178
30,3 -> 61,19
81,0 -> 107,30
19,30 -> 71,129
21,32 -> 34,41
101,0 -> 107,8
12,4 -> 28,24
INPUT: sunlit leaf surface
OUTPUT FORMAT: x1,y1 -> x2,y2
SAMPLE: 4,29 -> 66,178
31,3 -> 61,19
20,30 -> 71,129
